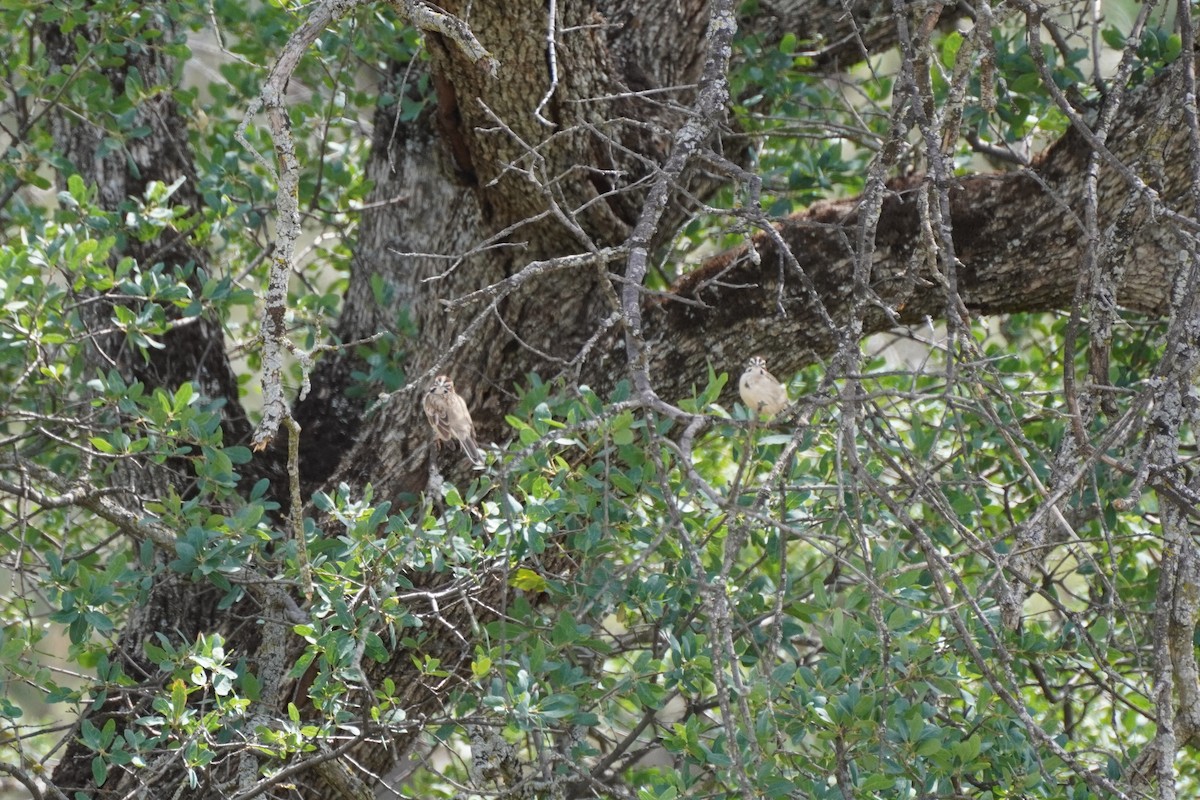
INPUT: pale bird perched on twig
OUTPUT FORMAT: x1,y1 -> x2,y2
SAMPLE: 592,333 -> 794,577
739,356 -> 789,419
422,375 -> 483,465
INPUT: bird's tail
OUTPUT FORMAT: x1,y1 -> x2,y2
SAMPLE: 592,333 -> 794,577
460,435 -> 484,466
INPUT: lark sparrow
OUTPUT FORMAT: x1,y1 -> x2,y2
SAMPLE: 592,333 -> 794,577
423,375 -> 483,465
739,356 -> 788,419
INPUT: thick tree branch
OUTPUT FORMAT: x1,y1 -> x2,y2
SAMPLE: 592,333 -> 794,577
750,0 -> 968,69
645,58 -> 1191,401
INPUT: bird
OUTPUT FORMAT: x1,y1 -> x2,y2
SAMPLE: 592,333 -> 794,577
422,375 -> 484,465
739,356 -> 789,419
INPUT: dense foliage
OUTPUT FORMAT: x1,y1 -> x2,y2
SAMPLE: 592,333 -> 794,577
0,1 -> 1196,799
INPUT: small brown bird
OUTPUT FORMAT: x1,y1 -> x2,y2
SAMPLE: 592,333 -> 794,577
738,356 -> 789,419
423,375 -> 483,465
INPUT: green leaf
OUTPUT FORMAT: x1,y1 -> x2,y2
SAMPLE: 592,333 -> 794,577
551,613 -> 582,646
80,718 -> 102,748
91,756 -> 107,787
364,631 -> 388,663
538,693 -> 578,718
242,670 -> 261,701
940,31 -> 964,69
171,679 -> 187,718
861,774 -> 894,790
1163,33 -> 1182,63
173,381 -> 194,410
1010,72 -> 1041,94
512,568 -> 547,592
67,173 -> 87,202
